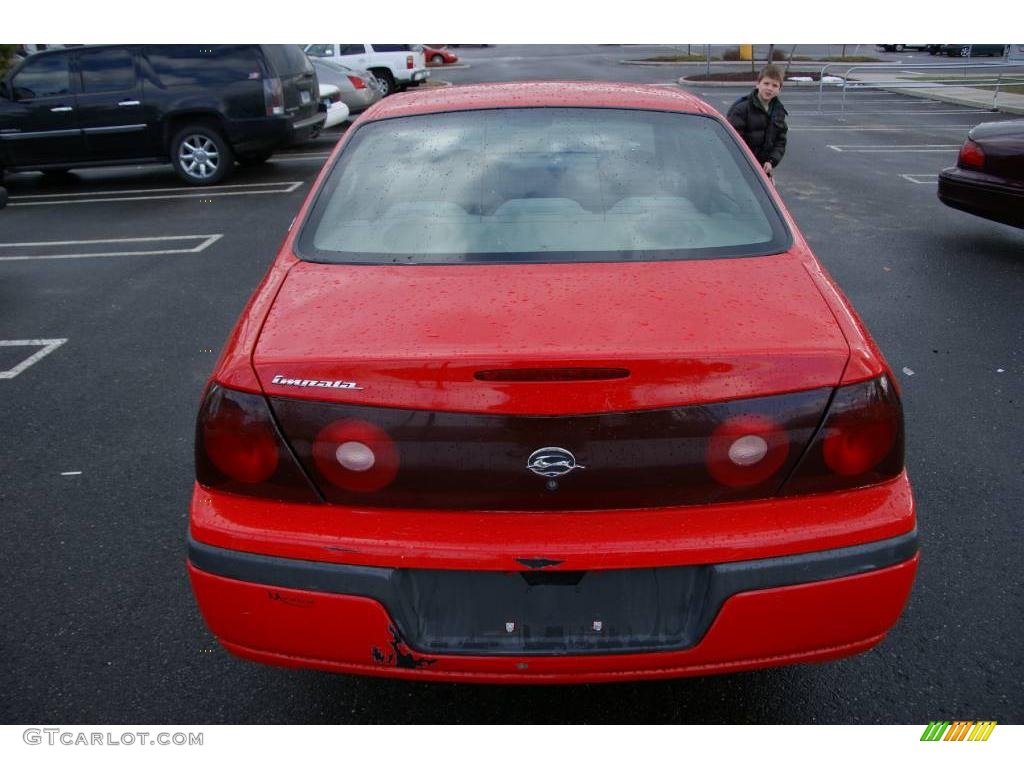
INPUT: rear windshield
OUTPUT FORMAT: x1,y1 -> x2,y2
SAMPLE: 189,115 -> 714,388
261,45 -> 314,76
298,108 -> 791,265
145,45 -> 261,85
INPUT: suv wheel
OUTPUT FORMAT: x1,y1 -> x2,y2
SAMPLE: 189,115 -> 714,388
372,69 -> 396,97
171,124 -> 233,185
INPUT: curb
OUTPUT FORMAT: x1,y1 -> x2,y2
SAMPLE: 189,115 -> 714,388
676,77 -> 836,88
865,85 -> 1024,116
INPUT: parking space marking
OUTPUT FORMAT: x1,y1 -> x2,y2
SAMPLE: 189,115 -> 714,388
900,174 -> 939,184
828,144 -> 961,152
0,234 -> 223,262
269,154 -> 331,163
0,339 -> 68,379
7,181 -> 303,207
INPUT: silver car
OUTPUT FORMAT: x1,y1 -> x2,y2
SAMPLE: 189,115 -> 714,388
311,59 -> 385,115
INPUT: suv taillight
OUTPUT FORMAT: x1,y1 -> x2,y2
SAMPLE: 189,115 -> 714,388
195,384 -> 320,502
262,77 -> 284,116
958,139 -> 985,170
347,75 -> 367,90
779,374 -> 904,496
406,55 -> 414,69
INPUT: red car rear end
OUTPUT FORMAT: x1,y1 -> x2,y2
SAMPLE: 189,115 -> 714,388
188,83 -> 918,683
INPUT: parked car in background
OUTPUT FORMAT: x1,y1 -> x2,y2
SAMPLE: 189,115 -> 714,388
418,45 -> 458,65
303,44 -> 428,97
938,119 -> 1024,228
188,82 -> 918,683
316,84 -> 350,134
311,58 -> 384,115
939,44 -> 1008,57
0,44 -> 323,184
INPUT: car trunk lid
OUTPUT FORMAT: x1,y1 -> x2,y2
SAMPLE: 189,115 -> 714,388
254,253 -> 849,414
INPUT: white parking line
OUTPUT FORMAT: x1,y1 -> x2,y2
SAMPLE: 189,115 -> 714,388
0,234 -> 223,262
269,154 -> 331,163
828,144 -> 961,152
272,152 -> 331,159
901,174 -> 939,184
7,181 -> 303,207
0,339 -> 68,379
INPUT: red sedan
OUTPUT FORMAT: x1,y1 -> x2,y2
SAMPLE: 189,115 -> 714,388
188,82 -> 918,684
421,45 -> 458,65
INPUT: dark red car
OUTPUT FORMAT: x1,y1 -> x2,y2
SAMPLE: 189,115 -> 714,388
188,82 -> 918,683
421,45 -> 458,65
938,119 -> 1024,228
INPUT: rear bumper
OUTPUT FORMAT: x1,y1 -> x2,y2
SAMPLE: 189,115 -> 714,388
189,539 -> 918,683
225,113 -> 326,154
189,464 -> 919,683
397,68 -> 430,84
938,167 -> 1024,228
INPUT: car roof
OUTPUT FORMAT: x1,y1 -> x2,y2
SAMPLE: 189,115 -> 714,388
365,81 -> 720,121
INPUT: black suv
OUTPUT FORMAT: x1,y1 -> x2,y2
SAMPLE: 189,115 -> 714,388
0,44 -> 323,185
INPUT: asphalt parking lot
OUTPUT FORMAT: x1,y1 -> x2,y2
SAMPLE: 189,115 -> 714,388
1,54 -> 1021,724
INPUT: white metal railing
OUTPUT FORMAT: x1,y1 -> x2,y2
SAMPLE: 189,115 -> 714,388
814,61 -> 1024,113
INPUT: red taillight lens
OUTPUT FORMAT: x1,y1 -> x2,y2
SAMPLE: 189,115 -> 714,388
313,419 -> 399,492
203,397 -> 278,483
706,414 -> 790,487
347,75 -> 367,90
958,139 -> 985,170
195,384 -> 320,502
406,55 -> 414,69
780,375 -> 904,496
262,77 -> 284,116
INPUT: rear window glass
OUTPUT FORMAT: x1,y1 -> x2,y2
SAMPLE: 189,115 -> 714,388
261,45 -> 313,76
146,45 -> 261,86
79,48 -> 135,92
370,44 -> 411,52
304,44 -> 334,58
298,108 -> 791,265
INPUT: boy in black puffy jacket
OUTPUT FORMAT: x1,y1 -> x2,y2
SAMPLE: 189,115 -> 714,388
727,64 -> 788,180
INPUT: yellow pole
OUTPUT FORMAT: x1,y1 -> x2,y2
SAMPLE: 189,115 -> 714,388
739,44 -> 753,61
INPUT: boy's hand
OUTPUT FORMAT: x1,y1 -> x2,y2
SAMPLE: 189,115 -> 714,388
763,161 -> 774,176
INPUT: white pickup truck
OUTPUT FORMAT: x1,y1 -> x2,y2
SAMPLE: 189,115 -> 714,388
303,44 -> 429,97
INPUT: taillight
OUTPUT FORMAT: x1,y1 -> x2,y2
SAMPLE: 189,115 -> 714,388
780,375 -> 904,496
262,77 -> 284,116
706,414 -> 790,487
195,384 -> 320,502
312,419 -> 399,492
958,139 -> 985,170
406,55 -> 414,69
347,75 -> 367,90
